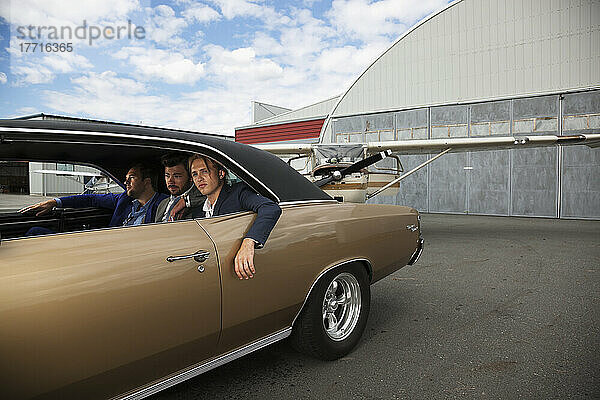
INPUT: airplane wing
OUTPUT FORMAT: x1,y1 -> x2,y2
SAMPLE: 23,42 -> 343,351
364,133 -> 600,155
254,143 -> 313,155
255,133 -> 600,201
254,133 -> 600,156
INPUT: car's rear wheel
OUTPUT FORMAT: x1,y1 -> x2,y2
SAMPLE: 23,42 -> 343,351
290,263 -> 370,360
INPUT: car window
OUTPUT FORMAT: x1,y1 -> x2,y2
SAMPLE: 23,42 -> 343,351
182,161 -> 265,220
0,161 -> 123,213
0,161 -> 125,240
226,170 -> 241,185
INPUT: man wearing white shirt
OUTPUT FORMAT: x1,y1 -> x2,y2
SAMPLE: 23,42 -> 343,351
188,154 -> 281,281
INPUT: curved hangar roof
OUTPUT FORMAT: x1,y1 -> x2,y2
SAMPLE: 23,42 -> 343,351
0,120 -> 332,203
322,0 -> 600,137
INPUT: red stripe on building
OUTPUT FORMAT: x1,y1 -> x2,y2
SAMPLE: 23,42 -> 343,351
236,118 -> 325,144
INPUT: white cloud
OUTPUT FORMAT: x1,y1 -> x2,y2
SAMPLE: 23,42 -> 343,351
204,45 -> 283,84
113,46 -> 205,84
210,0 -> 290,26
210,0 -> 267,19
42,72 -> 183,127
2,0 -> 140,27
4,1 -> 453,134
4,0 -> 147,59
40,69 -> 316,135
315,44 -> 387,75
41,71 -> 238,133
255,8 -> 336,62
71,71 -> 147,96
42,52 -> 93,73
16,106 -> 40,115
144,4 -> 188,47
8,51 -> 93,86
183,3 -> 221,24
327,0 -> 448,42
247,7 -> 385,108
12,64 -> 55,85
0,72 -> 7,84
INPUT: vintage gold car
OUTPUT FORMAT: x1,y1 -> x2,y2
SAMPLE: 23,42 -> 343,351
0,120 -> 422,399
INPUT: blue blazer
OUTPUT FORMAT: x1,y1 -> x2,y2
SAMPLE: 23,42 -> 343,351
212,182 -> 282,246
59,192 -> 168,227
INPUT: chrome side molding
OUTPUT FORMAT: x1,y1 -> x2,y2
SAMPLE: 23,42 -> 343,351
117,327 -> 292,400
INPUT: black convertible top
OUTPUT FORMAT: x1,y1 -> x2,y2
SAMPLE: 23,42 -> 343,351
0,120 -> 331,203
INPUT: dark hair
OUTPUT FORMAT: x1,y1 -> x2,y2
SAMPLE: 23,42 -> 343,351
129,162 -> 159,190
161,153 -> 190,171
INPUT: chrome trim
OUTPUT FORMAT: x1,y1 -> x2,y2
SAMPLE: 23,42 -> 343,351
4,216 -> 215,242
0,126 -> 281,203
279,199 -> 339,206
166,250 -> 210,263
322,272 -> 362,341
116,328 -> 292,400
291,258 -> 373,328
407,237 -> 424,266
4,202 -> 336,243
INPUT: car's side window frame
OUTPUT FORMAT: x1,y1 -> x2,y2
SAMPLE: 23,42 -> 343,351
167,155 -> 257,224
0,160 -> 126,241
0,153 -> 271,240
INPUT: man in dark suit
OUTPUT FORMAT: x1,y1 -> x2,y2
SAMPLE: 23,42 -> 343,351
187,154 -> 281,280
20,162 -> 167,233
155,153 -> 205,222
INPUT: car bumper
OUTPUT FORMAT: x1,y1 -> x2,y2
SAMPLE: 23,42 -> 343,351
407,236 -> 424,265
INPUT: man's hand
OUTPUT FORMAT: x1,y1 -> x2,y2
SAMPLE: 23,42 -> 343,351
18,199 -> 58,216
234,238 -> 256,280
168,197 -> 186,221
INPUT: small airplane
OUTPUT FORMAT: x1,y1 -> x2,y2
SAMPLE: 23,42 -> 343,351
32,169 -> 121,194
256,133 -> 600,202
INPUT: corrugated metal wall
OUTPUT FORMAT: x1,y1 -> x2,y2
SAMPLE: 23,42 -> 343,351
335,89 -> 600,219
321,0 -> 598,219
327,0 -> 600,127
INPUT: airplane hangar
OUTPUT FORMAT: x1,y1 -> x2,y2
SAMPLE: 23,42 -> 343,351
236,0 -> 600,219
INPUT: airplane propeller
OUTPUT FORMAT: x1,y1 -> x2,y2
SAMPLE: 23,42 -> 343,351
314,149 -> 393,187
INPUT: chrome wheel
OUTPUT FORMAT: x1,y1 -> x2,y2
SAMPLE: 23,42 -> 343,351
321,272 -> 361,341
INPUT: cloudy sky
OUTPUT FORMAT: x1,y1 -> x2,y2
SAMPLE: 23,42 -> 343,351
0,0 -> 450,135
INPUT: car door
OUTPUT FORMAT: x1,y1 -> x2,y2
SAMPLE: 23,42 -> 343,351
199,202 -> 418,355
0,220 -> 220,400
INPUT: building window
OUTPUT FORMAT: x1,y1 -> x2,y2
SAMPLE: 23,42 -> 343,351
430,104 -> 468,138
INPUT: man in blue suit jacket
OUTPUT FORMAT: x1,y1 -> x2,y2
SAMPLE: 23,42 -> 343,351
20,163 -> 167,233
187,155 -> 281,281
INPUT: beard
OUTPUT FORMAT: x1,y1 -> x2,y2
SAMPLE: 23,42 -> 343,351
127,187 -> 139,198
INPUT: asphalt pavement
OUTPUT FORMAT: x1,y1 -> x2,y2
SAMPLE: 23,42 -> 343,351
152,213 -> 599,400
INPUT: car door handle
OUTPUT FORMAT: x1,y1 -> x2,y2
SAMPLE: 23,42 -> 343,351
166,250 -> 210,263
